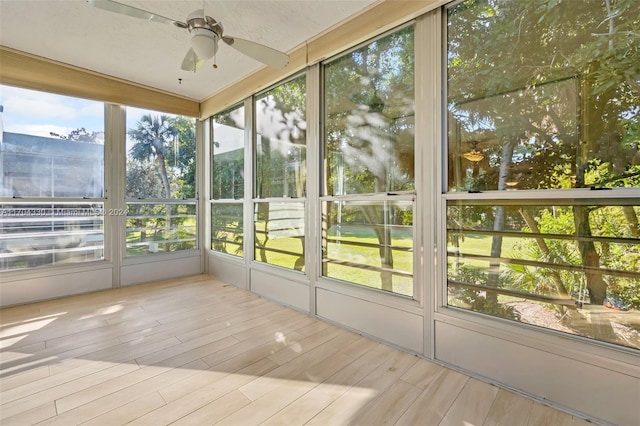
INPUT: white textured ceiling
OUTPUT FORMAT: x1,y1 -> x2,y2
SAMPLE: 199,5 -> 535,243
0,0 -> 377,101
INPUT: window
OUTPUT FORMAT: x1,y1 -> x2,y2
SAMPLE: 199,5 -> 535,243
446,0 -> 640,349
322,26 -> 415,297
211,104 -> 245,257
254,75 -> 307,270
0,85 -> 104,270
125,108 -> 197,256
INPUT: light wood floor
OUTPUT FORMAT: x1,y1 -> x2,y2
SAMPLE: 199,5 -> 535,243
1,275 -> 594,426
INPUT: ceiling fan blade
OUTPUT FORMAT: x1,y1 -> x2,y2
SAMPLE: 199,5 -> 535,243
181,48 -> 204,72
86,0 -> 187,27
222,36 -> 289,69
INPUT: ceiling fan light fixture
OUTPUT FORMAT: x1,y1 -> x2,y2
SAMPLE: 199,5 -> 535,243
190,28 -> 218,59
462,149 -> 484,162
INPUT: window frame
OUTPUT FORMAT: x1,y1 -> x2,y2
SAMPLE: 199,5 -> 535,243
123,107 -> 199,258
209,101 -> 247,259
439,0 -> 640,353
319,22 -> 419,300
0,85 -> 108,272
251,72 -> 308,273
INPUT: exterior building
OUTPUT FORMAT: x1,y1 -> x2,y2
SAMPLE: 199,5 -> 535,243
1,131 -> 103,198
0,130 -> 104,270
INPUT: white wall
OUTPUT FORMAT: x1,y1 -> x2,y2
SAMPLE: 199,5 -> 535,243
120,254 -> 201,287
0,265 -> 112,306
435,319 -> 640,425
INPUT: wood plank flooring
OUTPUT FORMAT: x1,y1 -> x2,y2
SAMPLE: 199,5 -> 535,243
0,275 -> 594,425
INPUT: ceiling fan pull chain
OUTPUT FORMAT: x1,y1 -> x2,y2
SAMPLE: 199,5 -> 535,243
213,52 -> 218,69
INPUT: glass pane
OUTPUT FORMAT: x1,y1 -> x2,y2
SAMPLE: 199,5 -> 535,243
126,108 -> 196,199
324,26 -> 415,196
254,201 -> 304,271
211,203 -> 243,257
255,75 -> 307,199
0,202 -> 104,271
447,201 -> 640,349
126,202 -> 197,256
213,105 -> 245,200
1,85 -> 104,198
323,200 -> 413,296
447,0 -> 640,192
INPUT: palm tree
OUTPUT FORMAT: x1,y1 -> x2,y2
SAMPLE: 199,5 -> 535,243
128,114 -> 178,198
128,114 -> 179,253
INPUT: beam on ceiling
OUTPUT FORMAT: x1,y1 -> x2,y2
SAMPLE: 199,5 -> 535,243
0,46 -> 200,117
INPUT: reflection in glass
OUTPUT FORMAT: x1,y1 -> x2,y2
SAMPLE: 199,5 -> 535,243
324,26 -> 415,196
446,0 -> 640,349
447,202 -> 640,349
323,200 -> 413,296
0,85 -> 104,198
255,75 -> 307,199
213,106 -> 245,200
447,0 -> 640,192
254,201 -> 304,271
0,202 -> 104,271
126,108 -> 196,199
125,202 -> 197,256
211,203 -> 243,257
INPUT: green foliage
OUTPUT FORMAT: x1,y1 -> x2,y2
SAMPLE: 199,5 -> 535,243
211,204 -> 243,256
50,127 -> 104,144
446,0 -> 640,339
166,116 -> 197,199
127,114 -> 196,199
125,159 -> 163,199
506,206 -> 640,309
324,26 -> 415,195
126,203 -> 196,255
254,75 -> 307,199
448,265 -> 521,320
448,0 -> 639,193
212,105 -> 245,200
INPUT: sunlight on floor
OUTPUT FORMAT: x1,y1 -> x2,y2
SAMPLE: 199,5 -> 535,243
78,304 -> 124,320
0,315 -> 61,349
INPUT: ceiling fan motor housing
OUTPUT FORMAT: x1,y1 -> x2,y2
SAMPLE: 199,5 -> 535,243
187,10 -> 223,59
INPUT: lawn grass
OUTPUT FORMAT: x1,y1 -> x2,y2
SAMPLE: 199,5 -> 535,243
252,222 -> 414,296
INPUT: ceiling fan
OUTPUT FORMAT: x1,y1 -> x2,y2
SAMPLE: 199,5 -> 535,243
86,0 -> 290,71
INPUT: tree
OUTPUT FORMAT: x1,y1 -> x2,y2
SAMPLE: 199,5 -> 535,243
50,127 -> 104,144
128,114 -> 178,198
324,26 -> 415,291
127,114 -> 196,254
254,75 -> 307,271
447,0 -> 640,344
166,116 -> 197,199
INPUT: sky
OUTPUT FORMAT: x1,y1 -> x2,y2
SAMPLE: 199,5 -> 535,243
1,84 -> 104,138
1,84 -> 294,157
0,84 -> 171,147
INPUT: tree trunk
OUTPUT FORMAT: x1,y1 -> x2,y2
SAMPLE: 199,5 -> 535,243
622,206 -> 640,238
573,206 -> 607,305
518,208 -> 570,298
156,152 -> 172,252
257,137 -> 272,263
362,205 -> 394,292
156,152 -> 171,198
571,66 -> 617,343
486,138 -> 517,303
378,221 -> 394,292
575,66 -> 610,306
